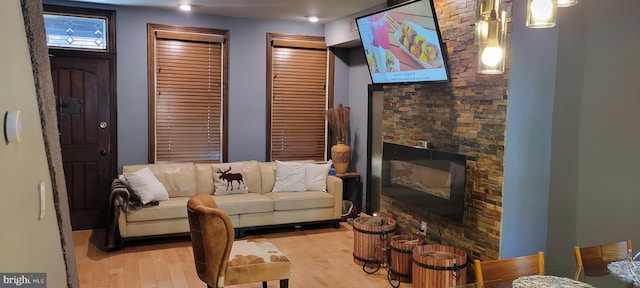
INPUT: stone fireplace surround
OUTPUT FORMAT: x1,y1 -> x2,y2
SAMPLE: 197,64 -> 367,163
369,0 -> 513,270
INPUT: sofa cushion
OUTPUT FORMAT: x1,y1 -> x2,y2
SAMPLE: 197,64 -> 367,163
123,163 -> 196,198
265,191 -> 334,211
123,167 -> 169,204
196,161 -> 261,194
213,193 -> 273,215
272,161 -> 306,192
258,162 -> 276,194
126,196 -> 190,222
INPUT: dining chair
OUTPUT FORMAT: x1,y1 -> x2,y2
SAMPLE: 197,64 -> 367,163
473,251 -> 544,287
187,193 -> 290,288
573,239 -> 632,284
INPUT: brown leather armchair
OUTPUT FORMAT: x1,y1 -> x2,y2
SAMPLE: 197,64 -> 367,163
187,193 -> 290,288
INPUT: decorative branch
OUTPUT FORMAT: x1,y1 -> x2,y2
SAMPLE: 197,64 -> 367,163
326,104 -> 350,144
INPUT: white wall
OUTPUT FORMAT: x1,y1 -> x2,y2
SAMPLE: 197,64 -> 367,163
333,48 -> 351,109
502,0 -> 640,265
0,0 -> 68,285
328,46 -> 372,212
501,0 -> 558,258
348,47 -> 372,210
573,0 -> 640,244
324,3 -> 385,47
545,3 -> 584,269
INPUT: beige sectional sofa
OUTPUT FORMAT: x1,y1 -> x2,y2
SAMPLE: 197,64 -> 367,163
110,160 -> 343,247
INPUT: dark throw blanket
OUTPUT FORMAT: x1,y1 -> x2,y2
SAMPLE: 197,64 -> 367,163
105,179 -> 157,251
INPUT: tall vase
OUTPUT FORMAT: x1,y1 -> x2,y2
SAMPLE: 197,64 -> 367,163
331,142 -> 351,173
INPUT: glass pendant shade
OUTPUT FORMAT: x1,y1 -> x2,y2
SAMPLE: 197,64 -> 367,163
475,0 -> 499,44
526,0 -> 557,28
478,0 -> 497,17
476,19 -> 489,44
557,0 -> 578,7
478,10 -> 506,74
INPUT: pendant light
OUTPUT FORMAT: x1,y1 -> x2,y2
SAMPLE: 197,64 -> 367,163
475,0 -> 497,44
475,0 -> 578,74
526,0 -> 557,28
478,9 -> 506,74
557,0 -> 578,7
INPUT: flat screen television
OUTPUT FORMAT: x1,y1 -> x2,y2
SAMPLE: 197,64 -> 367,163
355,0 -> 450,84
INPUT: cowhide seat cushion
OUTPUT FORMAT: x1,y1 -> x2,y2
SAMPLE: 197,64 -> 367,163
224,240 -> 290,286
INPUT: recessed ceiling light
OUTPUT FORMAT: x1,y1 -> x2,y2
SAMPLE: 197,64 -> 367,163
308,16 -> 319,23
179,4 -> 191,11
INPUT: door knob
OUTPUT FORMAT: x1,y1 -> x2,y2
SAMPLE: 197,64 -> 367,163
99,121 -> 108,129
101,150 -> 107,155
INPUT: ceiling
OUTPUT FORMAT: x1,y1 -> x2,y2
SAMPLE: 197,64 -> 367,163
68,0 -> 387,24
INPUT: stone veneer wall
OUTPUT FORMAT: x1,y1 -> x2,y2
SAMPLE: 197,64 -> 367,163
378,0 -> 513,266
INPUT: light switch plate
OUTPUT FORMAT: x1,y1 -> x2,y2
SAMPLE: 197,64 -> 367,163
38,182 -> 45,220
5,110 -> 23,144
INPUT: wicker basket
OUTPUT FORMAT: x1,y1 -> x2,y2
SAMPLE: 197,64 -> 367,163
412,244 -> 467,288
389,234 -> 424,283
352,216 -> 396,266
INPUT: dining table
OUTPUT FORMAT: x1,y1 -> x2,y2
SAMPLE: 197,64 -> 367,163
450,264 -> 637,287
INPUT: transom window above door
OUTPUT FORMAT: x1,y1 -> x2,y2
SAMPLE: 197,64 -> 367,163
43,13 -> 108,51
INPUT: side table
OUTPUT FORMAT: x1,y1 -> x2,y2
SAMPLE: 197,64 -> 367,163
335,172 -> 362,217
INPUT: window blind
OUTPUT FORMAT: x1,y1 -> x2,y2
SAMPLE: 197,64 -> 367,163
268,34 -> 330,161
149,24 -> 227,163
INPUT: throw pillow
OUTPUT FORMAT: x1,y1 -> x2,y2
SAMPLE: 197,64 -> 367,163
124,167 -> 169,204
305,160 -> 333,191
211,162 -> 249,195
272,160 -> 306,192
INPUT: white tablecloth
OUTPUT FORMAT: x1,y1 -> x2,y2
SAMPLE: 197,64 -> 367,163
512,275 -> 595,288
607,260 -> 640,285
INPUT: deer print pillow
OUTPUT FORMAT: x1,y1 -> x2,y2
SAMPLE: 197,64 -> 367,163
211,162 -> 249,195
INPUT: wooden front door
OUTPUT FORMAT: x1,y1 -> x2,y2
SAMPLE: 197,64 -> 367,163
50,54 -> 116,230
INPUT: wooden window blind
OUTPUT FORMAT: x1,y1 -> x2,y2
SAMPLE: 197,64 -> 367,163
148,24 -> 228,163
267,33 -> 333,161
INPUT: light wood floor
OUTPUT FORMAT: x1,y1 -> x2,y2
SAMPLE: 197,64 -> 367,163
73,222 -> 412,288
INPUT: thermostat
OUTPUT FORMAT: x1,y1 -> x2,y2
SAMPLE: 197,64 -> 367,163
5,110 -> 23,144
